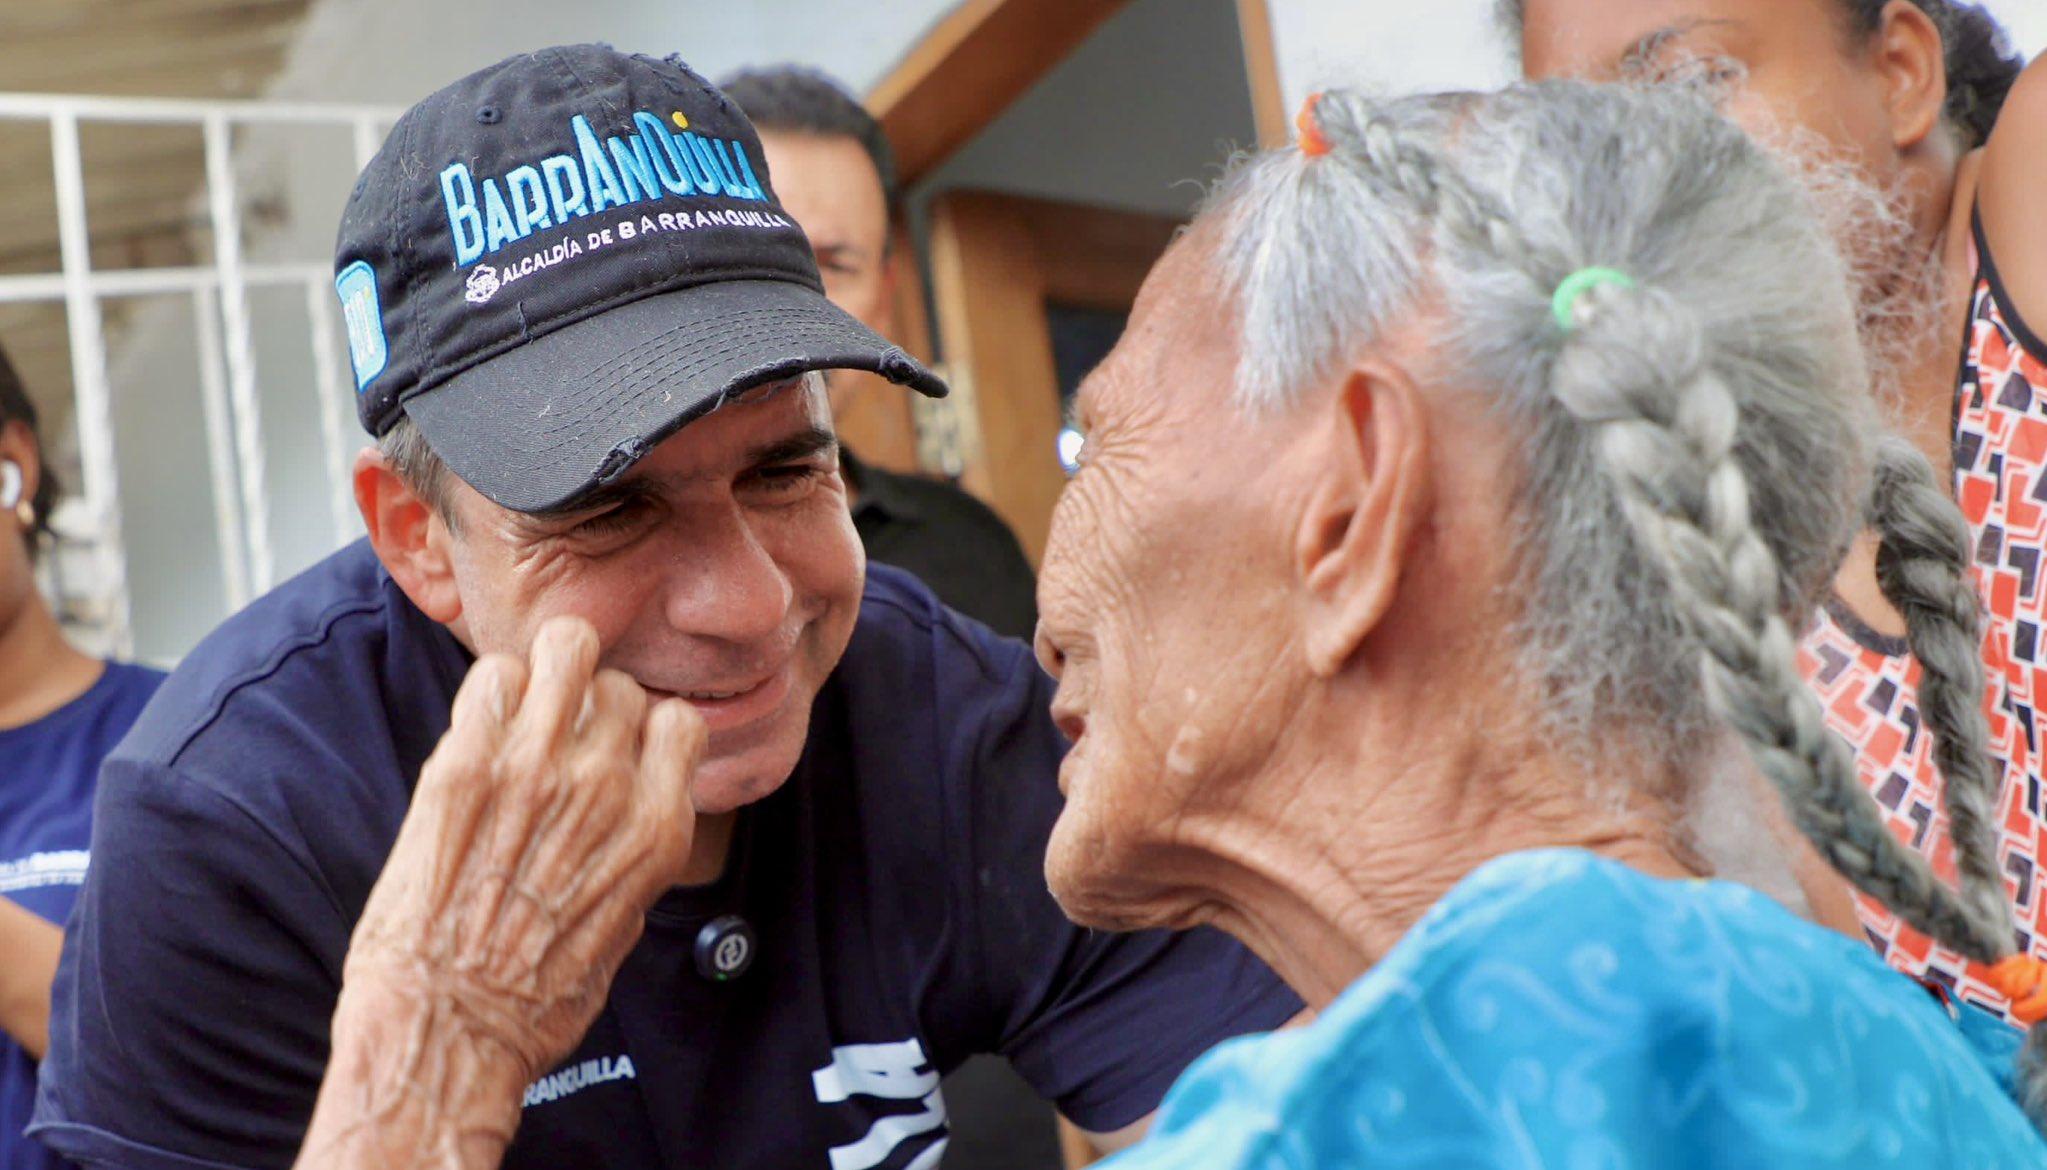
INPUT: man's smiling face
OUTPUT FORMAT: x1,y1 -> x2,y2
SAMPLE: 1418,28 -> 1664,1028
436,376 -> 863,814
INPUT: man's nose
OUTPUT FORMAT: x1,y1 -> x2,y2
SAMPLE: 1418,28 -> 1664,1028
659,507 -> 794,645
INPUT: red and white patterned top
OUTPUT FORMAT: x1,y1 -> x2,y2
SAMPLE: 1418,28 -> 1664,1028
1799,213 -> 2047,1023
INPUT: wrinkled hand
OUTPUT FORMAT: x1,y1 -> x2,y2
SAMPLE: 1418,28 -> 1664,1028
301,617 -> 702,1169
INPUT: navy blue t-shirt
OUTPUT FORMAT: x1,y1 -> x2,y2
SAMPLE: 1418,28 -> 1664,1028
32,542 -> 1299,1169
1,660 -> 163,1170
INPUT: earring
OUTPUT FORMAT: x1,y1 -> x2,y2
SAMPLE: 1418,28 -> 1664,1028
0,461 -> 25,529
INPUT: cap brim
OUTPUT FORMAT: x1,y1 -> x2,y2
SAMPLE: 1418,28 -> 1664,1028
403,278 -> 947,512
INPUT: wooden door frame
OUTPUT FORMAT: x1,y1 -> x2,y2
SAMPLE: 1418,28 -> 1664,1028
1233,0 -> 1288,147
860,0 -> 1286,492
924,190 -> 1177,567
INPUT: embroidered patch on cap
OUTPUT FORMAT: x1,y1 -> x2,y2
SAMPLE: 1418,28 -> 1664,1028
334,260 -> 389,390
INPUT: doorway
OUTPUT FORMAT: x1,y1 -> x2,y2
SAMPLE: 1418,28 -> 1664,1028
865,0 -> 1280,562
923,191 -> 1178,564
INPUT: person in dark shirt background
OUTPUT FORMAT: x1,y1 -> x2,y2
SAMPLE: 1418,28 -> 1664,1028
721,65 -> 1039,645
0,343 -> 163,1170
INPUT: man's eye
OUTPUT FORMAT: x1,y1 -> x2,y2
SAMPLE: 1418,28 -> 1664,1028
574,499 -> 649,535
753,464 -> 823,495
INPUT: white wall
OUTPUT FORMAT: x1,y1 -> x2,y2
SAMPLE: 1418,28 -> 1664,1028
1270,0 -> 1510,115
1984,0 -> 2047,61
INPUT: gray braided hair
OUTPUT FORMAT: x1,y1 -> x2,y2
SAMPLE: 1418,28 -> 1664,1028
1204,80 -> 2043,1123
1870,438 -> 2011,942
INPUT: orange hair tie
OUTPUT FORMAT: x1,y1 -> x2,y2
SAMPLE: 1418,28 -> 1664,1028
1297,92 -> 1332,158
1987,954 -> 2047,1024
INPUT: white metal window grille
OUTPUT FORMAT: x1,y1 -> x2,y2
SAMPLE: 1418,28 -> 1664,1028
0,92 -> 402,656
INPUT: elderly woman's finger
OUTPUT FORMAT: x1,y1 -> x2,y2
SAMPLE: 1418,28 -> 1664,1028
639,698 -> 704,834
411,652 -> 527,819
452,651 -> 528,733
536,668 -> 650,863
640,699 -> 704,797
511,616 -> 602,752
579,668 -> 649,760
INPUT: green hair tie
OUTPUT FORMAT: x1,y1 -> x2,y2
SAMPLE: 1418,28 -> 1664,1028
1551,267 -> 1637,331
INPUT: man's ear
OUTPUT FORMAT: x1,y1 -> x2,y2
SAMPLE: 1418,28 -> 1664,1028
1294,362 -> 1431,677
1875,0 -> 1950,152
354,448 -> 462,624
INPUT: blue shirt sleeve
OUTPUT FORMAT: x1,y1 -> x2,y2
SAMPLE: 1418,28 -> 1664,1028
931,620 -> 1302,1133
32,758 -> 346,1170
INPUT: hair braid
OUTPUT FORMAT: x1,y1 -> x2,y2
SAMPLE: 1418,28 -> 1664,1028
1349,113 -> 1531,273
1550,291 -> 2010,961
1868,436 -> 2013,940
1316,85 -> 2021,985
1347,90 -> 2047,1124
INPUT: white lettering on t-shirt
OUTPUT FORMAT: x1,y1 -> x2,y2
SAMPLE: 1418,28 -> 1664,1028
810,1039 -> 939,1103
0,850 -> 89,892
520,1054 -> 637,1108
812,1039 -> 948,1170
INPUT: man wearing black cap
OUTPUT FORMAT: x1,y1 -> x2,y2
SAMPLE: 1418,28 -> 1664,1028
29,46 -> 1297,1170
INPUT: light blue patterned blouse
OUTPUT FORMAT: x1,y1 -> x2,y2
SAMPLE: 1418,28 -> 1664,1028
1101,849 -> 2046,1168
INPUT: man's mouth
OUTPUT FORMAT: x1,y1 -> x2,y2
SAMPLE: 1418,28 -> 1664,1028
682,687 -> 747,701
649,665 -> 795,734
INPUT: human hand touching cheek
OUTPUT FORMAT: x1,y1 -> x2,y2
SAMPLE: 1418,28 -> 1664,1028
296,616 -> 703,1170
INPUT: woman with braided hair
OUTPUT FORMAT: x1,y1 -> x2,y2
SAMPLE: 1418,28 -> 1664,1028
1016,79 -> 2047,1163
1511,0 -> 2047,1029
272,77 -> 2045,1170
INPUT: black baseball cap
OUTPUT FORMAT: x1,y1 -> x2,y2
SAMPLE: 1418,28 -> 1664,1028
332,44 -> 945,513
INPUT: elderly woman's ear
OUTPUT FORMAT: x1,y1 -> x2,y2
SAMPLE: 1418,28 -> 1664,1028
1294,359 -> 1433,678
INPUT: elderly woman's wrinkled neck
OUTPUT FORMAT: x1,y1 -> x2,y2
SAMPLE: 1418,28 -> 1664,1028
1138,540 -> 1704,1010
1034,232 -> 1701,1010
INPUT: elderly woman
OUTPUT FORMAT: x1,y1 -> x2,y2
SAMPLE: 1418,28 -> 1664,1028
1029,78 -> 2047,1164
285,81 -> 2044,1168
